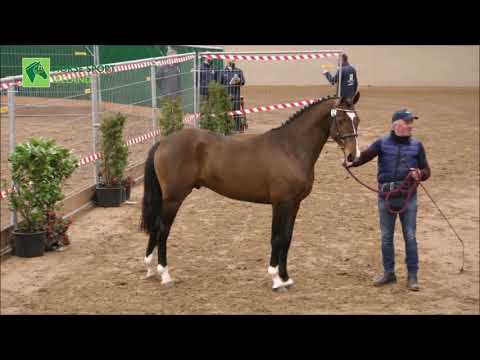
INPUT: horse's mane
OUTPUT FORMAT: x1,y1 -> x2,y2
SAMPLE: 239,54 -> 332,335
270,95 -> 338,132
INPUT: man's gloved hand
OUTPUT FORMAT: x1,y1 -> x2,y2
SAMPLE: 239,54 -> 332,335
409,168 -> 422,181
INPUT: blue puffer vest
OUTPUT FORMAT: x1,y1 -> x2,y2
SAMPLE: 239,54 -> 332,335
377,135 -> 422,184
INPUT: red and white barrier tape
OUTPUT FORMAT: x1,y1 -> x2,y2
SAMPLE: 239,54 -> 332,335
202,53 -> 340,61
229,99 -> 317,115
0,113 -> 198,199
0,55 -> 195,90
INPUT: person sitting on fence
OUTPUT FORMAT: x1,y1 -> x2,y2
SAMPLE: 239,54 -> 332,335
199,57 -> 218,104
323,53 -> 358,105
156,47 -> 182,102
220,60 -> 245,132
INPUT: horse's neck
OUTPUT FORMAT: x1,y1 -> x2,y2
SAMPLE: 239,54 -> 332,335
275,102 -> 332,169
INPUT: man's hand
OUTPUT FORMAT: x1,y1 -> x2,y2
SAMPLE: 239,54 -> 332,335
342,159 -> 354,168
409,168 -> 422,181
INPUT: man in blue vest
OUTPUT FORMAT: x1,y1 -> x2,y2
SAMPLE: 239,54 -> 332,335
344,109 -> 431,291
323,53 -> 358,104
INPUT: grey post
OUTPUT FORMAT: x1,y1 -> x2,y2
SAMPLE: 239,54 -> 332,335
337,52 -> 343,98
193,52 -> 197,127
94,45 -> 102,111
8,86 -> 17,228
91,69 -> 100,185
151,64 -> 157,144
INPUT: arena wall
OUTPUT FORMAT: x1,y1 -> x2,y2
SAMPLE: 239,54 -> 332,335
222,45 -> 479,87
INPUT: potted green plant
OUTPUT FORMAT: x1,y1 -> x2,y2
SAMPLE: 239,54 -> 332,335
4,138 -> 78,257
199,82 -> 233,135
95,113 -> 129,207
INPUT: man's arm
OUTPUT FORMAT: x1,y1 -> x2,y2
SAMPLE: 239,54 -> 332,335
323,70 -> 338,85
417,143 -> 431,181
239,70 -> 245,86
347,139 -> 381,167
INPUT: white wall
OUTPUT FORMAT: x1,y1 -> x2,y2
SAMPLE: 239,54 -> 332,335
221,45 -> 479,87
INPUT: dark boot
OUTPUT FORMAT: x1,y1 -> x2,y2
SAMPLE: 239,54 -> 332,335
373,272 -> 397,287
407,274 -> 420,291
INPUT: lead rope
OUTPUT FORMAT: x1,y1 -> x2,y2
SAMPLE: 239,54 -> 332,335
343,165 -> 418,215
399,159 -> 465,273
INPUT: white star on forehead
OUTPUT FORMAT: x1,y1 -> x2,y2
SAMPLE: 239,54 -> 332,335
346,112 -> 356,120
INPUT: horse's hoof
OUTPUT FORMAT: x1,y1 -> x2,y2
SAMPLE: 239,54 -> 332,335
145,269 -> 157,279
272,286 -> 288,293
162,280 -> 175,288
285,283 -> 296,290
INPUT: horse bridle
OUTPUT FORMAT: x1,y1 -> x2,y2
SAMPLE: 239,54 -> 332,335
330,107 -> 358,144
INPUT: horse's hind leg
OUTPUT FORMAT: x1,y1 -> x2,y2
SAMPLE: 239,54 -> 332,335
144,232 -> 159,278
156,198 -> 185,287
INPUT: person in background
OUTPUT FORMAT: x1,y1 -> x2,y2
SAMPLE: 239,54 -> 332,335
199,57 -> 218,103
323,53 -> 358,105
157,47 -> 182,103
220,60 -> 245,132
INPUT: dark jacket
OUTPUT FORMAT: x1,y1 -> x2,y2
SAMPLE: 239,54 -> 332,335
352,132 -> 431,186
219,66 -> 245,102
324,64 -> 358,100
199,61 -> 218,96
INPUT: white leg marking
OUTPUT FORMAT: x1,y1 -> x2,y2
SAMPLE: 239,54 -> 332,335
144,247 -> 157,278
268,266 -> 279,275
157,265 -> 173,285
272,274 -> 295,290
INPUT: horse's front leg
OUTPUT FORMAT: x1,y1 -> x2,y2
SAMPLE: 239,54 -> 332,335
268,200 -> 300,292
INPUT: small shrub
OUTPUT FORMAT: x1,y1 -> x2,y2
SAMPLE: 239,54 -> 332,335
158,97 -> 184,136
99,113 -> 129,187
199,82 -> 233,135
5,138 -> 79,233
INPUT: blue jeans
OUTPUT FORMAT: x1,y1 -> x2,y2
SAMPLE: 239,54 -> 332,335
378,192 -> 418,275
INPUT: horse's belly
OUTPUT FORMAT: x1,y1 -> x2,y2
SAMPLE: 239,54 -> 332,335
204,180 -> 271,204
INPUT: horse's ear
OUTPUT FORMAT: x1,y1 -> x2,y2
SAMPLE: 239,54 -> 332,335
353,91 -> 360,105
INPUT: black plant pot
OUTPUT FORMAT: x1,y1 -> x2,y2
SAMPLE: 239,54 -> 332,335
13,230 -> 46,258
95,186 -> 123,207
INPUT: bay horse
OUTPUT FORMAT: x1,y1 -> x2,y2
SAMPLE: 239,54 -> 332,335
140,93 -> 361,291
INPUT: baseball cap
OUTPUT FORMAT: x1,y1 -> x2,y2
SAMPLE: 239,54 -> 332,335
392,109 -> 419,122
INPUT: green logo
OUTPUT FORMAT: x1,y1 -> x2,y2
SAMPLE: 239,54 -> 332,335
22,58 -> 50,87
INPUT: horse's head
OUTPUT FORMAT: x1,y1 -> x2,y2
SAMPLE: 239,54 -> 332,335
25,61 -> 48,82
329,92 -> 361,163
35,63 -> 48,79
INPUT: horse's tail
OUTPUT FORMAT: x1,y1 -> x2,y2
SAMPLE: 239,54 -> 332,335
140,141 -> 162,235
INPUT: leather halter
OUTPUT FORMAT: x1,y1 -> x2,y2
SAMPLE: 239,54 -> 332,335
330,107 -> 358,142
